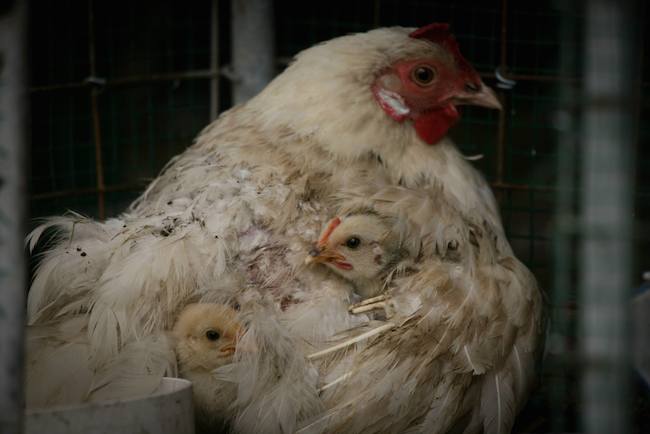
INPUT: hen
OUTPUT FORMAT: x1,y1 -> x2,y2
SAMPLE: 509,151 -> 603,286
27,23 -> 544,433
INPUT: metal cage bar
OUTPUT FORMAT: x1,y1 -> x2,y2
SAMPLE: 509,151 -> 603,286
0,1 -> 28,432
231,0 -> 275,104
580,0 -> 640,433
210,0 -> 220,120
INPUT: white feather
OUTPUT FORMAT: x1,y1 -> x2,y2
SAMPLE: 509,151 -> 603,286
25,316 -> 175,408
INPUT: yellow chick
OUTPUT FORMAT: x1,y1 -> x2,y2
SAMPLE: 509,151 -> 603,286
172,303 -> 242,431
305,214 -> 406,299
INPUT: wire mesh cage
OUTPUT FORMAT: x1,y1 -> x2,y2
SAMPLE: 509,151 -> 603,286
22,0 -> 650,432
30,0 -> 217,218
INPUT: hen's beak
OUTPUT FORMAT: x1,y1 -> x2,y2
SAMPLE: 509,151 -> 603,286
456,81 -> 502,110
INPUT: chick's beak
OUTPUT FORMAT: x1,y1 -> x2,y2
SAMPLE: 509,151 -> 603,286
304,245 -> 345,265
304,247 -> 319,265
456,81 -> 502,110
219,343 -> 236,356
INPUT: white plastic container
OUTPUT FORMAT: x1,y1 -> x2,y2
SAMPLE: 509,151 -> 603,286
24,377 -> 194,434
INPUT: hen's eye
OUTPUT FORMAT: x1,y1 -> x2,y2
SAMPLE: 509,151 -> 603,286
205,330 -> 220,341
411,65 -> 436,86
345,237 -> 361,249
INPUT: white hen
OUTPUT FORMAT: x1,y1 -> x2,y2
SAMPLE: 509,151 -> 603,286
27,23 -> 544,433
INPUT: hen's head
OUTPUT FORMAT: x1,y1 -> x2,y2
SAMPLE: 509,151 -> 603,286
250,23 -> 500,158
305,215 -> 402,286
173,303 -> 241,373
372,23 -> 500,144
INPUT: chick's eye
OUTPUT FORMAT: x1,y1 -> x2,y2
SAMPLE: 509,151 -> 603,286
447,240 -> 459,251
205,330 -> 220,341
345,237 -> 361,249
411,65 -> 436,86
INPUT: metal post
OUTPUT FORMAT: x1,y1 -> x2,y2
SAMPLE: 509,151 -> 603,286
0,0 -> 27,432
210,0 -> 220,120
580,0 -> 639,433
87,0 -> 106,220
550,1 -> 578,431
231,0 -> 275,104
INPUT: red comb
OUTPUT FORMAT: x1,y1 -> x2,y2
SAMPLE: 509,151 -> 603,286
409,23 -> 451,45
409,23 -> 474,74
318,217 -> 341,247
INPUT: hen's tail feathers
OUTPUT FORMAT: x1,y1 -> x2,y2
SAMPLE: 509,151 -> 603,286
89,333 -> 177,401
27,213 -> 123,323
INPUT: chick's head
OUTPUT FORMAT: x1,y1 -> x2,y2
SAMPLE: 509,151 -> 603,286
173,303 -> 241,373
306,214 -> 401,285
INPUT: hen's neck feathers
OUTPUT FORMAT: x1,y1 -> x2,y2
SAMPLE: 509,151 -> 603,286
190,28 -> 502,231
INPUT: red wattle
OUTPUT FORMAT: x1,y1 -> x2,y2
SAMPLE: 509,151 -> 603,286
413,105 -> 460,145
